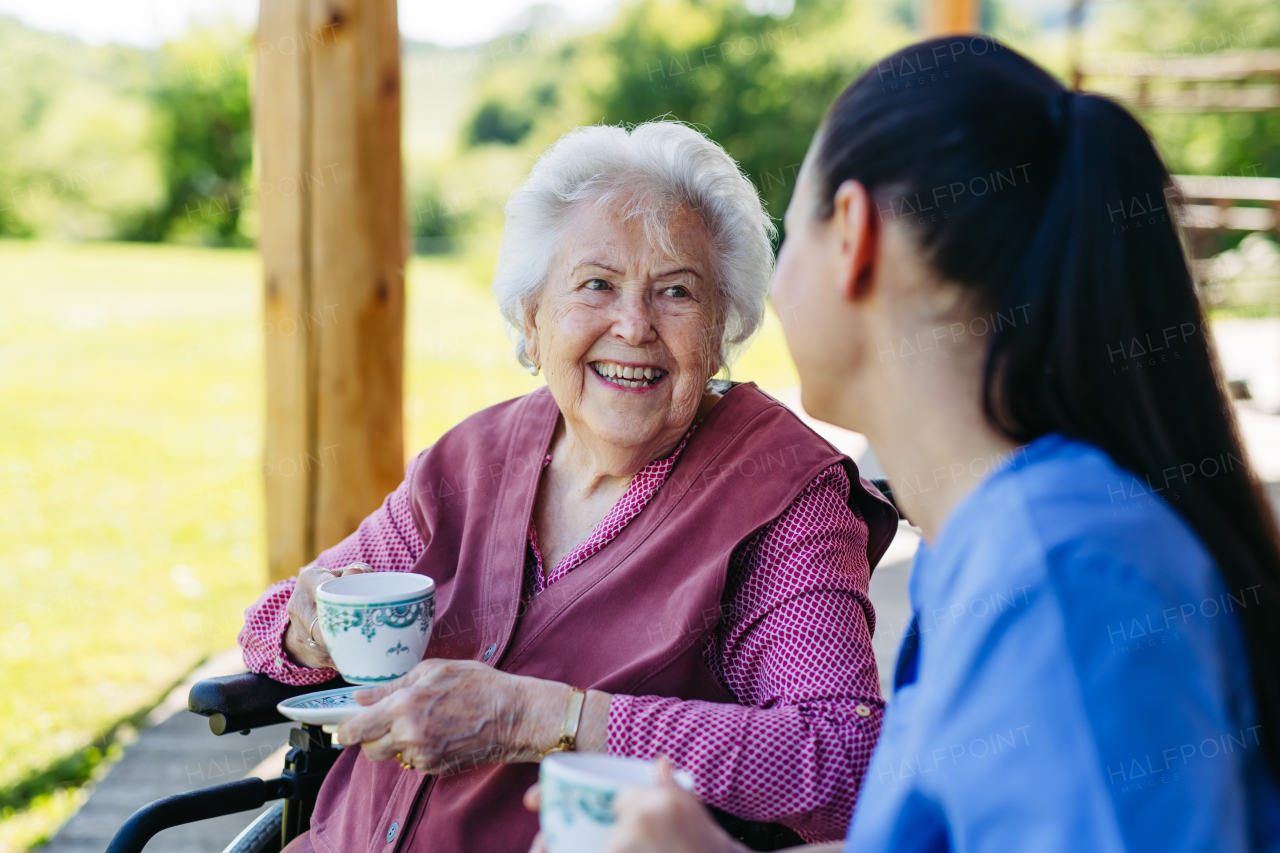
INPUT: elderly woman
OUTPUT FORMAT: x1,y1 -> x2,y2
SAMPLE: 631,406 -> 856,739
238,121 -> 897,853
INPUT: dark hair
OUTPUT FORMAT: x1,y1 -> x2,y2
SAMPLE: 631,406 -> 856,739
815,36 -> 1280,777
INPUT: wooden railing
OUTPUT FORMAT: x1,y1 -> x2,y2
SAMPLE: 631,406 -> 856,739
1174,175 -> 1280,234
1076,51 -> 1280,112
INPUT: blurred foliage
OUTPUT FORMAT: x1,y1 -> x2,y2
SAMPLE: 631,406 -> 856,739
467,98 -> 537,145
130,28 -> 254,244
585,0 -> 912,225
447,0 -> 1280,253
455,0 -> 915,232
0,16 -> 251,245
0,17 -> 162,240
409,175 -> 475,254
2,0 -> 1278,248
1093,0 -> 1280,179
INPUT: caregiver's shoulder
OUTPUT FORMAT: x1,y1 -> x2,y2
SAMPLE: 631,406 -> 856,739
979,433 -> 1218,595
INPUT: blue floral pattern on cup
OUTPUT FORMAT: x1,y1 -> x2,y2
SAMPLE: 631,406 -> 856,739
317,591 -> 434,683
319,597 -> 434,641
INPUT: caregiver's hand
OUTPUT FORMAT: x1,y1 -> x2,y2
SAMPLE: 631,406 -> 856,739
606,759 -> 748,853
336,659 -> 570,775
283,562 -> 370,670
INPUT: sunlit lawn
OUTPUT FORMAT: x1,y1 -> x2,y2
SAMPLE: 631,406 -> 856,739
0,240 -> 797,850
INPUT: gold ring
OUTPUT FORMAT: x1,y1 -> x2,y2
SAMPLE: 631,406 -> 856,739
307,615 -> 321,648
396,751 -> 412,770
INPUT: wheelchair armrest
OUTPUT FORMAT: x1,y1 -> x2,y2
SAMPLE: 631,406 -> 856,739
188,672 -> 349,735
869,478 -> 898,516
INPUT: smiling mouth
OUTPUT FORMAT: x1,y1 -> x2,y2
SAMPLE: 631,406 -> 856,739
590,361 -> 666,389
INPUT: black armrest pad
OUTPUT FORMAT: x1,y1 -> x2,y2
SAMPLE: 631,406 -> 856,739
869,478 -> 898,515
189,672 -> 348,734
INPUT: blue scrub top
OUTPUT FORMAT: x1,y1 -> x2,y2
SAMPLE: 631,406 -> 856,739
846,434 -> 1280,852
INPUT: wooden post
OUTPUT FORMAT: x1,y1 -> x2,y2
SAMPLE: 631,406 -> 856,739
257,0 -> 405,584
921,0 -> 980,36
1067,0 -> 1087,90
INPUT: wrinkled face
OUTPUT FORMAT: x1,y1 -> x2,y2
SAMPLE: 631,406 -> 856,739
524,198 -> 721,457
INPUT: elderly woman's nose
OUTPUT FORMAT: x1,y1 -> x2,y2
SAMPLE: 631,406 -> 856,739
609,291 -> 659,345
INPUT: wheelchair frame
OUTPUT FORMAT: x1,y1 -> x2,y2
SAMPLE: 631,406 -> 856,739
106,673 -> 346,853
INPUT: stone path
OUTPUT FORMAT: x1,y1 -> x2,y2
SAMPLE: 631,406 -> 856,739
40,651 -> 292,853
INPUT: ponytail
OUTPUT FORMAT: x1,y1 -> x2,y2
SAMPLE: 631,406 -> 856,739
817,36 -> 1280,778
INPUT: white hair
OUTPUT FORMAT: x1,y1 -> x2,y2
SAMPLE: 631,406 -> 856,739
492,121 -> 777,372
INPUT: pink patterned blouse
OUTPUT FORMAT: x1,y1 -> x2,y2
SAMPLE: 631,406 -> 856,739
239,437 -> 883,842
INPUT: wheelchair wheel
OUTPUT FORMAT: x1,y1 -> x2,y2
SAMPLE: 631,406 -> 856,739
220,800 -> 284,853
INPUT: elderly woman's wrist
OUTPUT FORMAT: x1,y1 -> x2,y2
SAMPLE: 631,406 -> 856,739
514,679 -> 572,760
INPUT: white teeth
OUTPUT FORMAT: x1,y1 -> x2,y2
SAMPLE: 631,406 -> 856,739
592,362 -> 663,388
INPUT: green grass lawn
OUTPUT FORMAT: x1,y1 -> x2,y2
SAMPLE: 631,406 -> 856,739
0,240 -> 798,851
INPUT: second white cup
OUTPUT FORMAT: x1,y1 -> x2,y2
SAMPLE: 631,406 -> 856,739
539,753 -> 693,853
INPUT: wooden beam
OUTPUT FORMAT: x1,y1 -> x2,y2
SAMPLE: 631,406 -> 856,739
258,0 -> 314,582
1078,51 -> 1280,82
1181,204 -> 1276,232
257,0 -> 405,583
1076,51 -> 1280,111
1116,88 -> 1280,112
921,0 -> 980,37
309,0 -> 406,555
1175,175 -> 1280,203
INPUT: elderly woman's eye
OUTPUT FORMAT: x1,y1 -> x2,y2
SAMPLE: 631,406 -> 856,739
663,285 -> 690,298
585,278 -> 610,291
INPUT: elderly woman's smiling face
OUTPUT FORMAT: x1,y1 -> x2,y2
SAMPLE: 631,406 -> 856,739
523,199 -> 720,459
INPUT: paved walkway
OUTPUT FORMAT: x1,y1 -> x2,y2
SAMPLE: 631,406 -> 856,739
41,651 -> 292,853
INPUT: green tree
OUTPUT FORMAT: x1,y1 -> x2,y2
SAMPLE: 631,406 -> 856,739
459,0 -> 912,237
0,16 -> 162,240
129,29 -> 253,244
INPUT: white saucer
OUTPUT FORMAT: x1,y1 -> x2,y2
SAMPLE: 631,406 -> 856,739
277,686 -> 374,726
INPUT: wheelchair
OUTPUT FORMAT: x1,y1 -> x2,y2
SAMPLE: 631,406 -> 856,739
105,479 -> 901,853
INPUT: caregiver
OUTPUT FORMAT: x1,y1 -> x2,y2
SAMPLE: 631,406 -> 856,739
602,36 -> 1280,853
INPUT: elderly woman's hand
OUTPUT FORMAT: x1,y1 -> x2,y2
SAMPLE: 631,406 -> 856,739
282,563 -> 370,670
605,760 -> 748,853
336,659 -> 573,775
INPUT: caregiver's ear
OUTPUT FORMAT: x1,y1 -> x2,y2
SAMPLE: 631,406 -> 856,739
832,178 -> 878,302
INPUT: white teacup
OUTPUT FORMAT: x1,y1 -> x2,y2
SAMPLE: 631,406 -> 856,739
538,754 -> 694,853
316,572 -> 435,685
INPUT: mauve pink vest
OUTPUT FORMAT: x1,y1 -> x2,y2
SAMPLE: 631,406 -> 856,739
306,383 -> 897,853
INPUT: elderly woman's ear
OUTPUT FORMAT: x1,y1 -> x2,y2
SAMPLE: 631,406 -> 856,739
703,323 -> 723,379
522,304 -> 541,375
